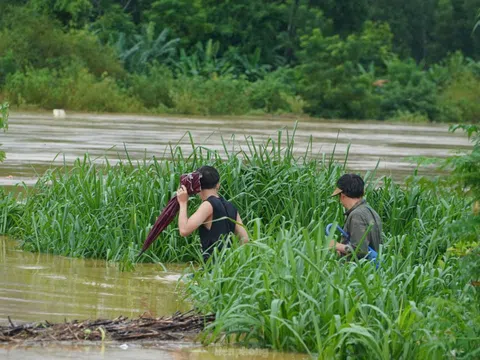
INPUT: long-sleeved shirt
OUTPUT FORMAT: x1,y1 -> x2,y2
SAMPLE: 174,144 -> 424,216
342,199 -> 382,257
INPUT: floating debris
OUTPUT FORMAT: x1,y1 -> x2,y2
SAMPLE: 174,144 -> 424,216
1,311 -> 214,343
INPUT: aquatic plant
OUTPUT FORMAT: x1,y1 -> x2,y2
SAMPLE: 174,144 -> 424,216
0,128 -> 476,357
186,176 -> 478,358
179,129 -> 478,358
5,128 -> 342,262
187,216 -> 480,358
3,129 -> 469,266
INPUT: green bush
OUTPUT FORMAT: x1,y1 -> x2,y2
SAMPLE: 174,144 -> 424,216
0,188 -> 22,234
0,7 -> 124,78
429,52 -> 480,123
0,49 -> 16,86
248,68 -> 304,114
380,58 -> 438,119
4,67 -> 67,109
63,66 -> 143,112
126,63 -> 175,109
297,22 -> 393,118
4,65 -> 143,112
387,110 -> 430,123
436,74 -> 480,123
171,75 -> 250,115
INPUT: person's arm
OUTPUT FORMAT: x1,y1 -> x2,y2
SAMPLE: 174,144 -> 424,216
234,213 -> 249,244
177,186 -> 213,237
329,239 -> 349,255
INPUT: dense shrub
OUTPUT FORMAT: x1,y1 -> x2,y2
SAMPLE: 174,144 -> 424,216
5,65 -> 142,112
5,67 -> 67,109
126,63 -> 175,109
0,7 -> 124,78
170,75 -> 250,115
380,58 -> 438,119
248,68 -> 304,114
297,22 -> 393,118
436,73 -> 480,123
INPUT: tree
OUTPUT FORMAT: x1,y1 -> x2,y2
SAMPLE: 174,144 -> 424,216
297,22 -> 394,118
474,8 -> 480,33
320,0 -> 370,36
116,23 -> 179,73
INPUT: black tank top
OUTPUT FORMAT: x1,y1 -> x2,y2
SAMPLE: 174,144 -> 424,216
198,196 -> 238,261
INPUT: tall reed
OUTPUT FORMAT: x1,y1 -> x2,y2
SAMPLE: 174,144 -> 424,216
1,128 -> 476,357
2,129 -> 469,267
187,214 -> 479,358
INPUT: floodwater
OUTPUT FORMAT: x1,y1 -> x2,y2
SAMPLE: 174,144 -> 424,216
0,112 -> 472,359
0,238 -> 310,359
0,237 -> 189,325
0,112 -> 472,188
0,342 -> 310,360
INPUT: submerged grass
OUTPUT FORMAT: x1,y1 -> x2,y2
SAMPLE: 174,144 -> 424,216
0,128 -> 478,358
2,127 -> 345,262
188,221 -> 479,359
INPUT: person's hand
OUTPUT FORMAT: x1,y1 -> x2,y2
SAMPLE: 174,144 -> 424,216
177,185 -> 189,205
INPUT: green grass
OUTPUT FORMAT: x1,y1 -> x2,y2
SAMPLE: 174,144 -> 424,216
0,129 -> 478,358
2,127 -> 345,263
186,194 -> 478,358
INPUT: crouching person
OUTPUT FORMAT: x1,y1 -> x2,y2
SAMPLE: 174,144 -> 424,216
330,174 -> 382,259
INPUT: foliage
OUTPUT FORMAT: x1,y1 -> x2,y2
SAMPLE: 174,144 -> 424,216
247,68 -> 303,114
297,22 -> 393,118
186,218 -> 479,357
0,187 -> 23,234
0,101 -> 7,131
387,110 -> 429,123
5,65 -> 143,112
447,124 -> 480,200
0,129 -> 477,356
115,23 -> 179,73
126,63 -> 174,109
1,1 -> 480,120
380,58 -> 438,119
173,40 -> 235,78
173,75 -> 251,115
1,131 -> 338,262
0,7 -> 124,78
7,154 -> 199,263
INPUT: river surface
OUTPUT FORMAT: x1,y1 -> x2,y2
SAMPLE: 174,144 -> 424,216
0,238 -> 308,359
0,112 -> 472,358
0,112 -> 472,189
0,238 -> 189,324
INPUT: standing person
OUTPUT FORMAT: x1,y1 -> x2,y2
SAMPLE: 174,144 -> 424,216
176,166 -> 248,262
330,174 -> 382,258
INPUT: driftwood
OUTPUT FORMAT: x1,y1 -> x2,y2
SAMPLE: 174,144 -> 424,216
0,311 -> 214,343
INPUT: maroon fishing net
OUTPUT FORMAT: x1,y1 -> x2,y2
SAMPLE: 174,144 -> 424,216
138,172 -> 202,257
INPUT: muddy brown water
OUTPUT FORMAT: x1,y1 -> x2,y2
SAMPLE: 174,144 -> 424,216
0,342 -> 310,360
1,238 -> 310,359
0,112 -> 472,358
0,238 -> 189,325
0,112 -> 472,189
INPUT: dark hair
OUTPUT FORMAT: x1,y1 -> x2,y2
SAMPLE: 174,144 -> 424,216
337,174 -> 364,198
197,166 -> 220,189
